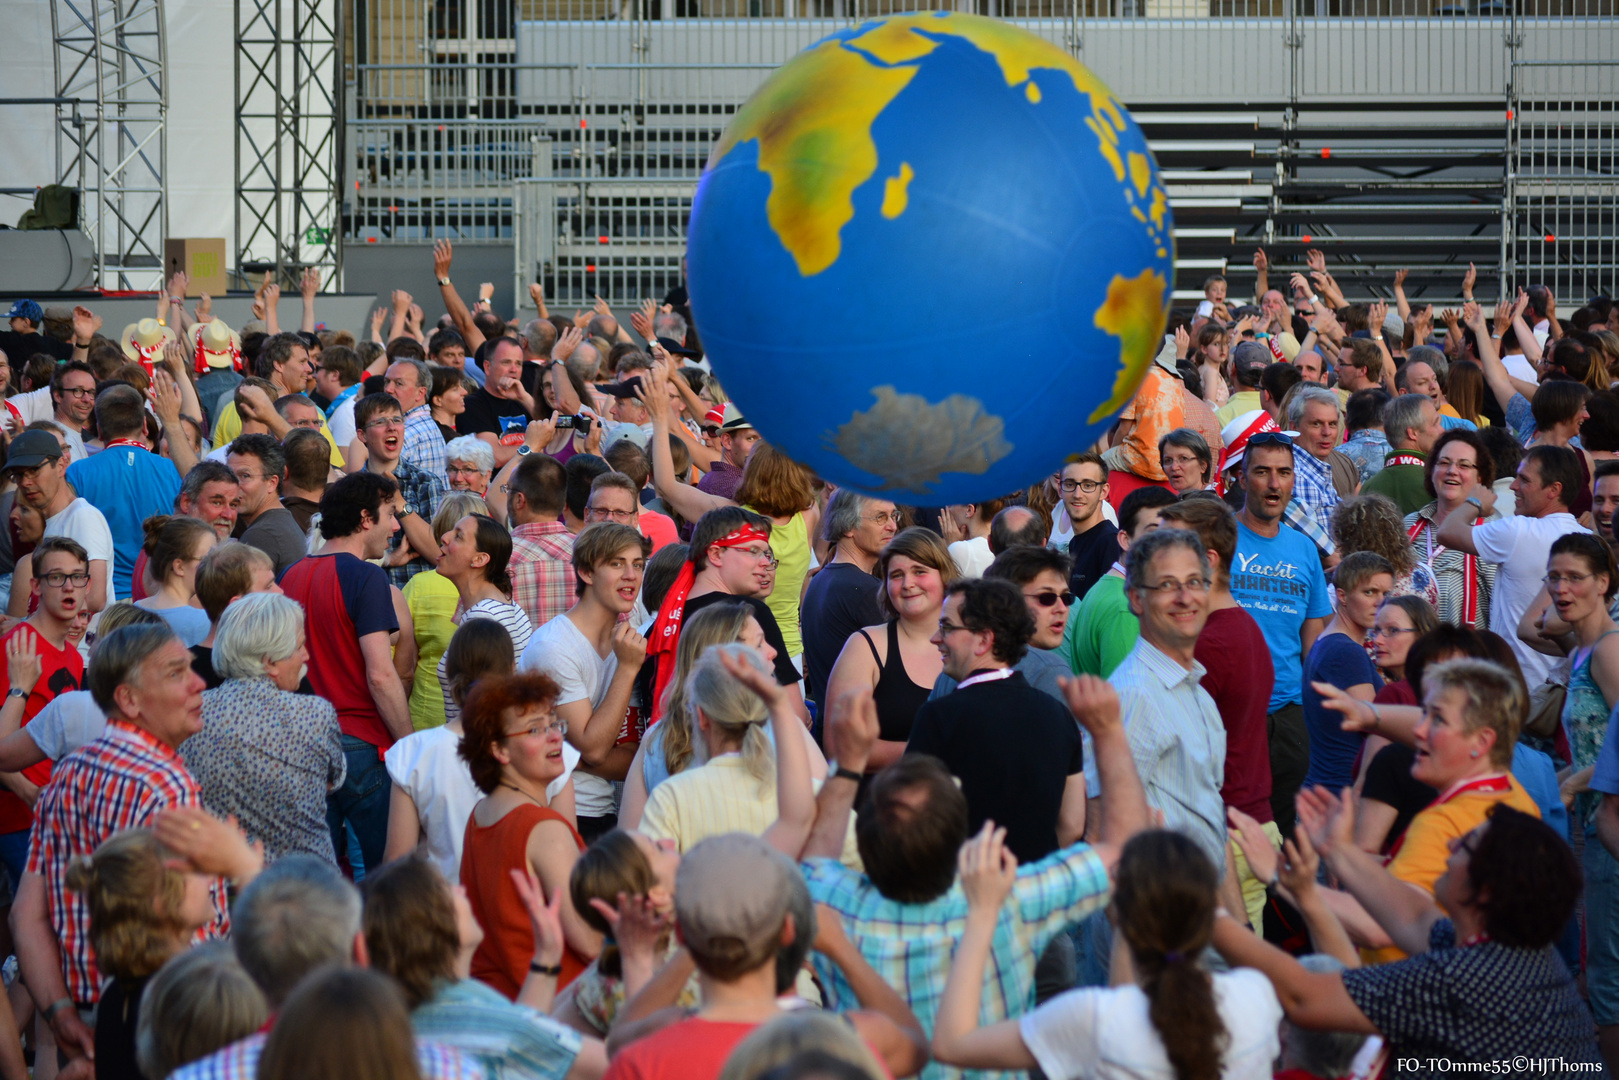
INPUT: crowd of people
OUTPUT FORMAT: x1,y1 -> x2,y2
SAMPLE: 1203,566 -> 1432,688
0,243 -> 1613,1080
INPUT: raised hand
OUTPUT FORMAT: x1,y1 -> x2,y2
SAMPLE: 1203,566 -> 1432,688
510,864 -> 566,969
262,280 -> 281,308
1309,679 -> 1378,733
1174,324 -> 1191,360
1290,271 -> 1313,300
407,303 -> 425,331
151,368 -> 184,424
1493,298 -> 1515,337
1306,248 -> 1326,273
152,806 -> 264,882
553,325 -> 583,363
1294,785 -> 1355,859
1253,247 -> 1269,273
1233,313 -> 1255,336
1461,262 -> 1477,300
1461,300 -> 1485,331
1368,300 -> 1387,332
196,293 -> 213,322
370,307 -> 387,336
1227,805 -> 1279,886
478,282 -> 495,303
523,417 -> 558,452
300,267 -> 320,299
5,630 -> 40,697
391,289 -> 412,313
433,239 -> 453,280
168,270 -> 190,300
957,822 -> 1017,913
572,308 -> 593,330
587,891 -> 672,962
1393,267 -> 1408,290
1058,673 -> 1123,740
1278,829 -> 1320,896
71,305 -> 101,346
826,686 -> 880,771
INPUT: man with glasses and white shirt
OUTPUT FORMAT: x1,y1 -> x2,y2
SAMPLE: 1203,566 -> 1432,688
1061,451 -> 1117,603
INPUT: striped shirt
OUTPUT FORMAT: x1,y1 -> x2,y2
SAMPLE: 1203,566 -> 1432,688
508,522 -> 578,632
639,754 -> 862,867
1104,636 -> 1229,873
802,844 -> 1110,1080
168,1032 -> 485,1080
402,403 -> 451,503
413,977 -> 583,1080
438,598 -> 535,722
27,718 -> 229,1005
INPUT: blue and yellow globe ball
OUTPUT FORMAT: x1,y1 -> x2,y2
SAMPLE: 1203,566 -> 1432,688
687,12 -> 1174,504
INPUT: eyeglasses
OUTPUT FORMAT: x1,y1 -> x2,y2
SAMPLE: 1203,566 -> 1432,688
58,386 -> 95,399
731,545 -> 778,568
1545,571 -> 1597,588
447,465 -> 486,477
364,416 -> 405,431
1161,454 -> 1202,469
864,511 -> 902,525
39,571 -> 90,588
233,471 -> 264,484
1060,479 -> 1103,494
1024,589 -> 1075,608
1366,625 -> 1417,639
586,507 -> 636,522
503,718 -> 569,740
1434,458 -> 1478,472
1138,577 -> 1211,596
937,620 -> 972,636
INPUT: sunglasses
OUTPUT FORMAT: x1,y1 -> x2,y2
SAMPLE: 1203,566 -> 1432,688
1248,431 -> 1294,449
1024,589 -> 1075,608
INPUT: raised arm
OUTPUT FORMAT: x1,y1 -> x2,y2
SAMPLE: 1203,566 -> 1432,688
1311,680 -> 1421,748
644,367 -> 734,521
814,903 -> 929,1078
1392,268 -> 1410,322
1232,807 -> 1359,967
719,649 -> 815,858
300,268 -> 319,334
1211,912 -> 1376,1033
1469,301 -> 1537,407
1060,674 -> 1149,871
802,689 -> 877,861
431,241 -> 486,353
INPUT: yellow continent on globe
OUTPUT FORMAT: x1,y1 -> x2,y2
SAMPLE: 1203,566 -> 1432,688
1090,269 -> 1170,423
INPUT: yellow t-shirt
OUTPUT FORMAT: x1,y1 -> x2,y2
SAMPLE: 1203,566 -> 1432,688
639,753 -> 861,868
403,570 -> 461,730
213,401 -> 345,467
1362,772 -> 1539,965
746,509 -> 810,659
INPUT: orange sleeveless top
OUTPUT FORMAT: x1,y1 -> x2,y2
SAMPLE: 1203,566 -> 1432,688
461,801 -> 588,998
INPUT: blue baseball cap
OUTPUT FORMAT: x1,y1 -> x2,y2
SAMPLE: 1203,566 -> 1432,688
5,300 -> 42,325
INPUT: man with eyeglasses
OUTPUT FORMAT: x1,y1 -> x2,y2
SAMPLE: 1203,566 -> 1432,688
385,356 -> 450,502
1061,485 -> 1179,680
906,576 -> 1085,865
355,392 -> 442,589
520,521 -> 651,842
0,536 -> 90,891
1059,452 -> 1118,604
4,429 -> 113,614
1229,430 -> 1332,836
801,489 -> 897,715
47,362 -> 94,463
930,545 -> 1076,709
225,433 -> 309,578
587,471 -> 677,554
1104,528 -> 1231,878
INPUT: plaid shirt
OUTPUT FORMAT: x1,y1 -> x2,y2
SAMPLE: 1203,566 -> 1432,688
1284,499 -> 1336,557
1291,447 -> 1341,537
802,844 -> 1109,1080
401,404 -> 451,504
509,522 -> 577,631
372,457 -> 442,589
168,1033 -> 485,1080
27,719 -> 229,1005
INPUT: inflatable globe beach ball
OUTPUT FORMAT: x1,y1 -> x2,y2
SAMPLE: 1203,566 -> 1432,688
687,11 -> 1174,505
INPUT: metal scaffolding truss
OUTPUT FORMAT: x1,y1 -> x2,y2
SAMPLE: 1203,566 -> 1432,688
236,0 -> 343,291
51,0 -> 168,290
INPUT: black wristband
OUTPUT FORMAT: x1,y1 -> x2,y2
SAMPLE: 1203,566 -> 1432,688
529,960 -> 562,977
831,765 -> 863,784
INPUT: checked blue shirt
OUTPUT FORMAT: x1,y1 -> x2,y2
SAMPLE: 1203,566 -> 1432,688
802,843 -> 1110,1080
402,403 -> 451,503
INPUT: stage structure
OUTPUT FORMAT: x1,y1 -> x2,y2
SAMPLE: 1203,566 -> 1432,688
49,0 -> 167,290
236,0 -> 344,290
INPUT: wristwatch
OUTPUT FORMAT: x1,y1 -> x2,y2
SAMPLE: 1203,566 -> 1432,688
831,765 -> 863,784
516,445 -> 533,457
1465,495 -> 1484,511
6,689 -> 26,700
437,276 -> 452,287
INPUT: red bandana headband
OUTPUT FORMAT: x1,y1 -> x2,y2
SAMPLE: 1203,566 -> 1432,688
193,336 -> 243,376
645,523 -> 772,723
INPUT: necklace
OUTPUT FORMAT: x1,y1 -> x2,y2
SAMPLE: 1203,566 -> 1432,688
499,780 -> 547,807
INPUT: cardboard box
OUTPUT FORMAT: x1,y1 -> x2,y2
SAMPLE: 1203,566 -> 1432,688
164,238 -> 228,295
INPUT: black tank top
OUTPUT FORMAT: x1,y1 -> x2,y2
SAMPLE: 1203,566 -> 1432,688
859,619 -> 934,744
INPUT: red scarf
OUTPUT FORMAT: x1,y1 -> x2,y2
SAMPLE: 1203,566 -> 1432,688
1409,514 -> 1485,626
645,523 -> 771,723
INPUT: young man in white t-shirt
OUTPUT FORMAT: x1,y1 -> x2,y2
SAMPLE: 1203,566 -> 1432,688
1437,443 -> 1588,688
4,429 -> 113,614
518,521 -> 650,840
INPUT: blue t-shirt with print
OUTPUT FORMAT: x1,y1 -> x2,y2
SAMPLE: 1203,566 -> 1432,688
1231,520 -> 1333,711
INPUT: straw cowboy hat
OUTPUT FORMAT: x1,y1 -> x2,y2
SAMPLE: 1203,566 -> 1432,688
190,318 -> 243,372
120,317 -> 178,362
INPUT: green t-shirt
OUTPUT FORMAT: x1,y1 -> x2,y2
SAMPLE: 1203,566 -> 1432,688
1361,461 -> 1430,516
1060,573 -> 1139,678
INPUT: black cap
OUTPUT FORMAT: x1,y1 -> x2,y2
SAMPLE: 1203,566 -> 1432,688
656,336 -> 700,359
599,376 -> 645,399
4,430 -> 64,471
